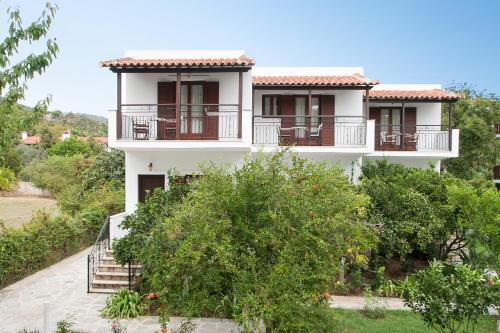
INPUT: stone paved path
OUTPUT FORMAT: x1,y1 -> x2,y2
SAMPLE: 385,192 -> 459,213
0,248 -> 159,333
1,248 -> 495,333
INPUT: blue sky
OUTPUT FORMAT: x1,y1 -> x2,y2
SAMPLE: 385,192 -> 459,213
2,0 -> 499,116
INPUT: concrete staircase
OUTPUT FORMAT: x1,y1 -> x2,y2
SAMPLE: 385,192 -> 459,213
89,249 -> 142,294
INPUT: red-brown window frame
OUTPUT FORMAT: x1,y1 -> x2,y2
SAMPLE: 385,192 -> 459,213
262,95 -> 281,117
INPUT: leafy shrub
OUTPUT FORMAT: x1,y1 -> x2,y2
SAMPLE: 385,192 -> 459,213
0,146 -> 23,174
113,173 -> 191,266
361,160 -> 452,259
55,314 -> 77,333
333,281 -> 350,295
0,211 -> 92,287
21,155 -> 89,196
16,144 -> 47,169
360,287 -> 387,319
100,288 -> 146,319
48,137 -> 91,157
132,152 -> 375,332
82,149 -> 124,191
110,320 -> 127,333
349,269 -> 364,292
0,166 -> 17,192
400,261 -> 499,333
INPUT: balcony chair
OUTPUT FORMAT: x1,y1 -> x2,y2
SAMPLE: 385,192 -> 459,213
380,132 -> 399,150
278,127 -> 294,146
157,118 -> 176,140
132,120 -> 150,140
404,132 -> 419,151
309,123 -> 323,146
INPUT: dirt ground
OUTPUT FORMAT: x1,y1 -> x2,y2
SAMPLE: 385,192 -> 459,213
0,196 -> 58,228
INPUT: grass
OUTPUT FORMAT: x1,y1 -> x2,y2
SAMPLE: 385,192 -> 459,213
334,309 -> 497,333
0,196 -> 58,228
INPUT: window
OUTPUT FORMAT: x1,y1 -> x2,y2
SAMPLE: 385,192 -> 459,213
263,95 -> 280,116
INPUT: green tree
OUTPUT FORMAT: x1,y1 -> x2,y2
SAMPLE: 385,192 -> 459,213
442,84 -> 500,179
22,154 -> 88,195
82,149 -> 124,191
446,180 -> 500,269
400,261 -> 499,333
40,126 -> 56,149
0,166 -> 16,192
120,152 -> 376,332
361,160 -> 452,259
48,137 -> 90,157
0,2 -> 59,153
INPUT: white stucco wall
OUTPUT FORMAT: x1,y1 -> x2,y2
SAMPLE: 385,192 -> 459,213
124,150 -> 249,211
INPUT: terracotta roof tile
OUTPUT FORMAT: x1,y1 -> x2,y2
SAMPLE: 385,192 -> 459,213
101,55 -> 255,68
252,74 -> 378,87
22,136 -> 41,145
367,89 -> 463,101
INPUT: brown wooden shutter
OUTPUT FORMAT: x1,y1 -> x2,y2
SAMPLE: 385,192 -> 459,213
157,82 -> 176,119
320,95 -> 335,145
369,108 -> 381,150
280,96 -> 294,128
203,82 -> 219,139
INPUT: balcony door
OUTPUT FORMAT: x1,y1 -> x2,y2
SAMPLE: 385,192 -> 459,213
157,81 -> 219,140
369,107 -> 417,150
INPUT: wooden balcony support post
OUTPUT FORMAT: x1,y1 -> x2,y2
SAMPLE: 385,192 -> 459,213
251,87 -> 255,144
401,100 -> 406,151
175,72 -> 181,139
116,72 -> 122,139
238,70 -> 243,139
308,89 -> 312,130
364,87 -> 370,119
448,102 -> 453,151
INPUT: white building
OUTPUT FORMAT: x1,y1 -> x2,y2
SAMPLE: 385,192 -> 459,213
102,50 -> 461,241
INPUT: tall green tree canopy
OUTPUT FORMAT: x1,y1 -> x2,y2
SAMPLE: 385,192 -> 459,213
0,2 -> 58,152
443,83 -> 500,179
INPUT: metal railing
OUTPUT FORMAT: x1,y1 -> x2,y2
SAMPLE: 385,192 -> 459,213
374,124 -> 451,151
87,216 -> 110,293
119,104 -> 239,140
127,259 -> 142,291
252,115 -> 366,147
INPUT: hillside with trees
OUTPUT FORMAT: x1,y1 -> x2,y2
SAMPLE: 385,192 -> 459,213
34,110 -> 107,138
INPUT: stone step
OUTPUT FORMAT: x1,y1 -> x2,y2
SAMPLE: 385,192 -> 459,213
89,287 -> 117,294
92,280 -> 130,290
95,271 -> 131,281
98,263 -> 142,273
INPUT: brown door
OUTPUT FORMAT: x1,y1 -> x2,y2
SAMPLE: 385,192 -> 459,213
369,107 -> 382,150
138,175 -> 165,203
320,95 -> 335,145
158,82 -> 176,139
403,108 -> 417,151
203,82 -> 219,139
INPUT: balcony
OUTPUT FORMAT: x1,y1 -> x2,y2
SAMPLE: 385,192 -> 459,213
118,104 -> 239,141
374,124 -> 452,151
253,116 -> 367,147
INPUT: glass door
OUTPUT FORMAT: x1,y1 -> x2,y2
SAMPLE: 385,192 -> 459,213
180,84 -> 204,136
